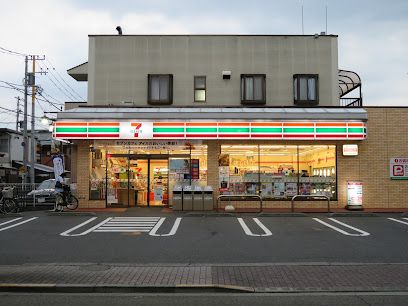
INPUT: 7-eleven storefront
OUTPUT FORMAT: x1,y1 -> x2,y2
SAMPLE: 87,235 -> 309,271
54,107 -> 369,210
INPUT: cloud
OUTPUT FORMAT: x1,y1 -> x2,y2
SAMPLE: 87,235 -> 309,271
338,20 -> 408,106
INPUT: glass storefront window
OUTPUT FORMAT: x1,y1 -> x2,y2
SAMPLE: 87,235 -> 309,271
89,148 -> 106,200
219,144 -> 337,200
219,145 -> 259,195
298,145 -> 336,198
89,142 -> 207,206
259,145 -> 298,199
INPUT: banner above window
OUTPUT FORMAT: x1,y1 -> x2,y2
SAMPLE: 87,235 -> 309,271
53,121 -> 366,140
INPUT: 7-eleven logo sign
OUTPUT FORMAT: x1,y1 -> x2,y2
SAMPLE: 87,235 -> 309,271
119,122 -> 153,139
131,123 -> 142,137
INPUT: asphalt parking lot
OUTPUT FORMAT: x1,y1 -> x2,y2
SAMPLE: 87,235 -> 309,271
1,211 -> 408,265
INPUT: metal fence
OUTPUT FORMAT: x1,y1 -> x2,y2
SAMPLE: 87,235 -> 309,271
0,183 -> 40,207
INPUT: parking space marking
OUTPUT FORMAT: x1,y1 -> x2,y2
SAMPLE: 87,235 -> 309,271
0,217 -> 38,232
149,217 -> 182,236
237,218 -> 273,237
388,218 -> 408,226
60,217 -> 174,236
60,217 -> 110,236
313,218 -> 370,236
94,217 -> 160,233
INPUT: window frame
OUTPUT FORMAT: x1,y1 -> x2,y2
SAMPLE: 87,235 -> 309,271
240,74 -> 266,105
147,74 -> 173,105
293,74 -> 319,106
219,144 -> 337,201
194,76 -> 206,102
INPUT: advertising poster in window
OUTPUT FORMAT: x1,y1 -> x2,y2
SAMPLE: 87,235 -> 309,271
273,182 -> 285,197
191,159 -> 200,179
285,183 -> 298,197
219,166 -> 230,192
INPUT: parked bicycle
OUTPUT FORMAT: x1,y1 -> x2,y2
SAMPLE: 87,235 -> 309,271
55,185 -> 79,212
0,186 -> 17,214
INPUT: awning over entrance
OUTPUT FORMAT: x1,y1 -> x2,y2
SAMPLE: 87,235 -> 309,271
54,107 -> 367,141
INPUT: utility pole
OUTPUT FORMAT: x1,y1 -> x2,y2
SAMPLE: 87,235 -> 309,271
23,56 -> 28,183
22,55 -> 46,184
15,96 -> 21,132
30,57 -> 36,184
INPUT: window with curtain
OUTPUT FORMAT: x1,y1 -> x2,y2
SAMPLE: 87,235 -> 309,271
194,76 -> 206,102
240,74 -> 266,104
148,74 -> 173,104
293,74 -> 318,105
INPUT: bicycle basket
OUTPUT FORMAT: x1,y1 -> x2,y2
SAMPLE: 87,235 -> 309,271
2,187 -> 15,199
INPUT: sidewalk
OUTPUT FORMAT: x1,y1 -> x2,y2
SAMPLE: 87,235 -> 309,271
1,263 -> 408,293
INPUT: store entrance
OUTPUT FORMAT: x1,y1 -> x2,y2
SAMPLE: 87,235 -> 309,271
106,154 -> 189,207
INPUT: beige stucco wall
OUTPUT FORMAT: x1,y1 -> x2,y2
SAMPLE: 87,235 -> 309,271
72,107 -> 408,210
88,35 -> 338,107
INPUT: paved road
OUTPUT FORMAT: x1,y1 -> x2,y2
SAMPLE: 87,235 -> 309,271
0,211 -> 408,264
2,292 -> 408,306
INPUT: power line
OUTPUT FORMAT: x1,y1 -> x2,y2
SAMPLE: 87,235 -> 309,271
40,90 -> 64,105
0,105 -> 42,119
46,58 -> 85,101
36,93 -> 62,111
0,46 -> 28,57
0,80 -> 64,111
37,61 -> 78,102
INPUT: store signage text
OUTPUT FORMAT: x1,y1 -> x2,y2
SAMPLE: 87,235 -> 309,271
342,144 -> 358,156
390,158 -> 408,180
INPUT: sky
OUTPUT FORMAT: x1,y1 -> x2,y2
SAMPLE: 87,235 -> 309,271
0,0 -> 407,130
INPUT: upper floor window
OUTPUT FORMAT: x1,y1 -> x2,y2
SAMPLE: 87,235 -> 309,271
241,74 -> 266,104
194,76 -> 206,102
148,74 -> 173,105
293,74 -> 318,106
0,139 -> 8,153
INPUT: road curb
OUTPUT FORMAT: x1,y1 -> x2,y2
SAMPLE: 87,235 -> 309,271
328,212 -> 380,217
0,213 -> 22,218
0,283 -> 254,293
258,213 -> 308,217
2,283 -> 408,294
184,212 -> 236,217
45,212 -> 97,217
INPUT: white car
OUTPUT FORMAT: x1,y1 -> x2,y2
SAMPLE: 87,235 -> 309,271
27,179 -> 57,205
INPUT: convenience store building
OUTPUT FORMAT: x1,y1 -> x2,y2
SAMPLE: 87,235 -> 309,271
53,34 -> 408,210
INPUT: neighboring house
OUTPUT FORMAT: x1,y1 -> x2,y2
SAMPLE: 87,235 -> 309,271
0,129 -> 24,183
53,34 -> 407,211
0,128 -> 57,183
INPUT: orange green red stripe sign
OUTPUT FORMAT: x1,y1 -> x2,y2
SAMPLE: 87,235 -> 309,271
54,121 -> 367,140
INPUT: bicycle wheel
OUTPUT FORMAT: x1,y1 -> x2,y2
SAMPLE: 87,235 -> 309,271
66,194 -> 79,210
14,198 -> 26,213
55,194 -> 64,212
2,199 -> 16,214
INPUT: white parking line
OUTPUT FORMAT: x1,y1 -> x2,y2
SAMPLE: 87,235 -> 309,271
388,218 -> 408,226
0,217 -> 38,232
60,217 -> 108,236
313,218 -> 370,236
149,217 -> 182,236
60,217 -> 166,236
237,218 -> 272,237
